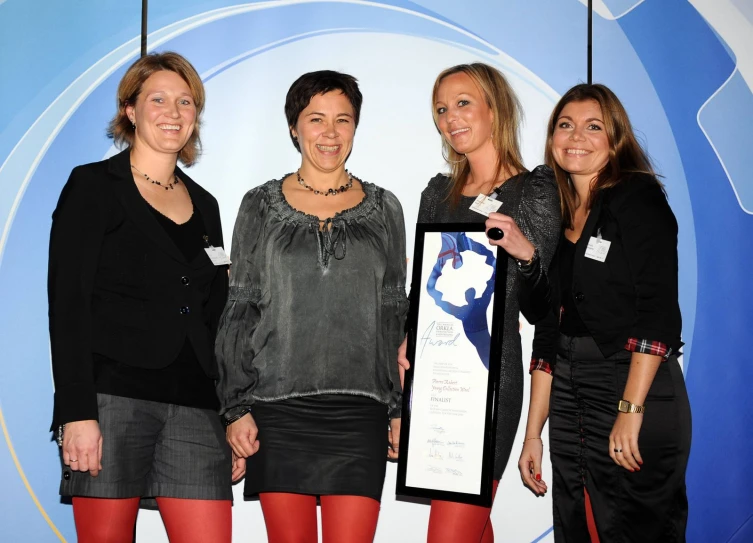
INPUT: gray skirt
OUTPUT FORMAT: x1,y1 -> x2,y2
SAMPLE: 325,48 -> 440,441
59,394 -> 232,505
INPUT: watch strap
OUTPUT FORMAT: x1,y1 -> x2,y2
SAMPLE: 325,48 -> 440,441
617,399 -> 645,414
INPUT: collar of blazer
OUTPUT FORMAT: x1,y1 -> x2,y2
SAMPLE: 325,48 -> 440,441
106,148 -> 219,269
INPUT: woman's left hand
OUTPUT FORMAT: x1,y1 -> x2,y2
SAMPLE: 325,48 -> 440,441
231,452 -> 246,482
609,413 -> 644,471
485,212 -> 535,262
388,418 -> 401,460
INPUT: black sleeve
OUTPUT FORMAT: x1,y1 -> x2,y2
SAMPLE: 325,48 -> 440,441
614,180 -> 682,349
48,167 -> 109,429
530,244 -> 561,373
515,166 -> 561,324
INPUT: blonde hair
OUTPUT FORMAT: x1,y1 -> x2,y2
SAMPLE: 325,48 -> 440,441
544,84 -> 658,229
107,52 -> 205,166
431,63 -> 526,206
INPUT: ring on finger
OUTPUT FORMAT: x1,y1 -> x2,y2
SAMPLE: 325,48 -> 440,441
70,458 -> 79,462
613,448 -> 622,453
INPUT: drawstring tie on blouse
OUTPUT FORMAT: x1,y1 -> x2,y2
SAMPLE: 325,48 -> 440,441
312,218 -> 347,269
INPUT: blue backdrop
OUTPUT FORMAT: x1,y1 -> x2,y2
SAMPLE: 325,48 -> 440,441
1,1 -> 751,541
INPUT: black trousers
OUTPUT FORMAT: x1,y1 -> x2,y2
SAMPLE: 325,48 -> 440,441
549,335 -> 691,543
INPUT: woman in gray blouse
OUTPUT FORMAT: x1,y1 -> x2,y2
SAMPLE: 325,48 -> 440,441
398,63 -> 561,542
215,71 -> 408,542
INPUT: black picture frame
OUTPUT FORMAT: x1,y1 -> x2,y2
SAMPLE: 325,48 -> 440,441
396,223 -> 506,507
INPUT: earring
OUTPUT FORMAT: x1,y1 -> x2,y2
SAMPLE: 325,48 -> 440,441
130,120 -> 136,129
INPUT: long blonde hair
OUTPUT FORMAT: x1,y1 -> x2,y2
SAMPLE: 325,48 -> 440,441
431,63 -> 525,206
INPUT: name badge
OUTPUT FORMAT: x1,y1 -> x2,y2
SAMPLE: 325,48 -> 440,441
469,194 -> 502,217
204,246 -> 231,266
584,233 -> 611,262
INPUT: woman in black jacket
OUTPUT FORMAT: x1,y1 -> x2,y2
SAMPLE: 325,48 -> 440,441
49,52 -> 236,542
517,84 -> 691,542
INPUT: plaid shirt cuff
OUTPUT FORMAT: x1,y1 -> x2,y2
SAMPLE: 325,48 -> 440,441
624,338 -> 672,360
529,357 -> 553,375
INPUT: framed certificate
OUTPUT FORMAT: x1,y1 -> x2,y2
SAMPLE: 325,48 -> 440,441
396,224 -> 506,507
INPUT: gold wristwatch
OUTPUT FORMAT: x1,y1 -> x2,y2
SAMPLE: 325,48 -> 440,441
617,399 -> 645,414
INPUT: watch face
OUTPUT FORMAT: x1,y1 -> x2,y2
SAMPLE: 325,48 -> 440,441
618,400 -> 629,412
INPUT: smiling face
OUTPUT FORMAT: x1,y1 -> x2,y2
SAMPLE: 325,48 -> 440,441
434,71 -> 495,158
125,70 -> 197,158
291,91 -> 356,175
552,99 -> 611,185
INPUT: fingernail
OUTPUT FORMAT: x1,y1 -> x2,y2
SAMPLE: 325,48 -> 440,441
638,460 -> 643,465
535,473 -> 541,481
630,468 -> 635,472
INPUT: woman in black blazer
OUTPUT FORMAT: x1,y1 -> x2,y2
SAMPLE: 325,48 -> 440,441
517,84 -> 691,542
48,52 -> 236,542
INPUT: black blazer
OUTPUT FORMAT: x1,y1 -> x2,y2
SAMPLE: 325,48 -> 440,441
532,173 -> 683,364
48,149 -> 229,427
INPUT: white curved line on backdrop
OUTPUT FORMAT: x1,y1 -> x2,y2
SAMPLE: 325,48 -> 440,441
696,67 -> 752,215
692,0 -> 753,215
578,0 -> 646,20
690,0 -> 753,93
0,37 -> 140,270
0,0 -> 559,270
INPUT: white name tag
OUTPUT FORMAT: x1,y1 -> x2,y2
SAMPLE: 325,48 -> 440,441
469,194 -> 502,217
204,246 -> 231,266
585,235 -> 611,262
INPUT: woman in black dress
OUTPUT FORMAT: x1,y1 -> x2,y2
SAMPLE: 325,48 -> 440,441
398,63 -> 561,542
518,84 -> 691,542
215,70 -> 408,543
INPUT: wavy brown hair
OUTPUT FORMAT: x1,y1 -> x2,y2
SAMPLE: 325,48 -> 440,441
107,52 -> 205,166
431,63 -> 525,207
545,83 -> 658,229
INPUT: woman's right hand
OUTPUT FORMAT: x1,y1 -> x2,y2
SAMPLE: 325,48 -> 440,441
226,413 -> 260,458
518,438 -> 547,496
62,420 -> 103,477
397,335 -> 410,388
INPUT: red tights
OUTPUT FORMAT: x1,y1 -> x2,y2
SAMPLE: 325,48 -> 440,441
259,492 -> 381,543
72,496 -> 231,543
427,480 -> 499,543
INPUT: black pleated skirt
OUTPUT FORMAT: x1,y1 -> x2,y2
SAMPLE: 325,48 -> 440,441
549,335 -> 691,543
244,394 -> 389,502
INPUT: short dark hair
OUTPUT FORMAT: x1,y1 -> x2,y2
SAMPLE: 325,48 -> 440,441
284,70 -> 363,152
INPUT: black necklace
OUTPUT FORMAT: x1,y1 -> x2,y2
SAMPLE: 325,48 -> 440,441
131,164 -> 180,191
296,170 -> 353,196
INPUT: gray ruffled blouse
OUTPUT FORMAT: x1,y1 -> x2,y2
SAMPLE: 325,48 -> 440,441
215,178 -> 408,419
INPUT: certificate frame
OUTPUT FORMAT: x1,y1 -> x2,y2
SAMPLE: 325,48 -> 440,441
396,223 -> 506,507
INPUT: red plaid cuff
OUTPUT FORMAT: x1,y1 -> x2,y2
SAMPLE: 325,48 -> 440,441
624,338 -> 672,360
529,357 -> 553,375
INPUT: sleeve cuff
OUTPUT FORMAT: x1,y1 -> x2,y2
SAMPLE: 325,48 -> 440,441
529,357 -> 553,375
624,338 -> 672,360
53,382 -> 99,427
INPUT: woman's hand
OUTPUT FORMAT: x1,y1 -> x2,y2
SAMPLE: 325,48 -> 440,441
518,438 -> 547,496
231,452 -> 247,482
397,335 -> 410,388
609,413 -> 643,471
62,420 -> 103,477
226,413 -> 260,458
388,418 -> 401,460
485,212 -> 535,262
